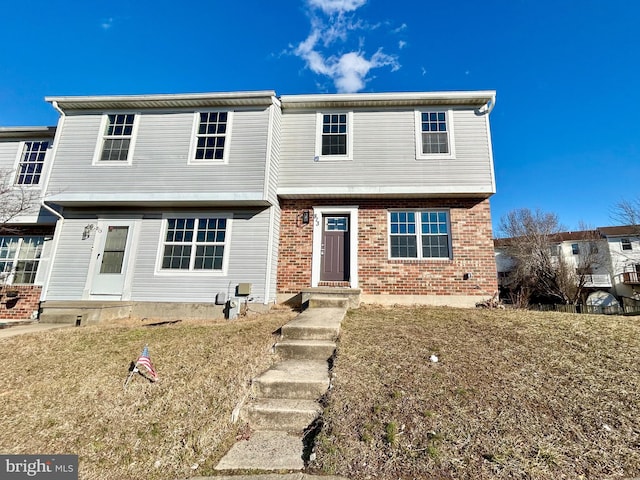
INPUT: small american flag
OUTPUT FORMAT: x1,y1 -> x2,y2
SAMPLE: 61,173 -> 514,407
135,345 -> 158,381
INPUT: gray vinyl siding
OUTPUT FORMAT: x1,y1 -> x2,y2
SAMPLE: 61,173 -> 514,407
0,139 -> 19,169
266,105 -> 282,205
129,208 -> 272,303
45,219 -> 95,299
278,108 -> 493,192
45,208 -> 273,303
47,108 -> 271,197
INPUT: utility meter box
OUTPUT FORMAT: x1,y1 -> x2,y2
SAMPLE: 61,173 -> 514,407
237,283 -> 252,296
225,297 -> 240,320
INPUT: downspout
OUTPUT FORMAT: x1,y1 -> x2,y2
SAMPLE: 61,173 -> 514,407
39,100 -> 66,304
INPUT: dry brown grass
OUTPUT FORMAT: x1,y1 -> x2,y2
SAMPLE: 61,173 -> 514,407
312,306 -> 640,479
0,309 -> 296,480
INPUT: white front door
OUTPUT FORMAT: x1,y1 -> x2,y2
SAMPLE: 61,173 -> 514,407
90,222 -> 134,296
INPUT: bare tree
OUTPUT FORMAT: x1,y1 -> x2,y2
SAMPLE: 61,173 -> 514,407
0,168 -> 42,234
612,197 -> 640,236
498,209 -> 604,306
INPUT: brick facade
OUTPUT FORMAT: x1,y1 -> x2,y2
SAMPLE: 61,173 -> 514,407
277,198 -> 498,298
0,285 -> 42,320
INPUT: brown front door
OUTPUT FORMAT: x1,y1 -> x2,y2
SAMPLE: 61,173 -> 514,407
321,215 -> 349,282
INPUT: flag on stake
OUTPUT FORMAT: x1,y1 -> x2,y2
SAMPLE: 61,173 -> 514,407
124,344 -> 158,388
136,345 -> 158,381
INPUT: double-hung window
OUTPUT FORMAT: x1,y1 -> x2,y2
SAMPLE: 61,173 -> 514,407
160,217 -> 229,272
415,110 -> 454,159
389,210 -> 451,259
97,114 -> 136,163
0,236 -> 45,284
16,141 -> 49,185
621,238 -> 632,251
191,112 -> 231,162
315,112 -> 353,160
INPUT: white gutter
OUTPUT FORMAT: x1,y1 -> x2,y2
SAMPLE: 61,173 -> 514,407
39,100 -> 66,304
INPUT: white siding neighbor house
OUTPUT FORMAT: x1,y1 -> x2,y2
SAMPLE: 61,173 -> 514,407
0,127 -> 58,320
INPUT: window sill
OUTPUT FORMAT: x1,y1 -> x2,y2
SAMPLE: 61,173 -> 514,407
314,155 -> 353,162
388,258 -> 452,263
415,154 -> 456,161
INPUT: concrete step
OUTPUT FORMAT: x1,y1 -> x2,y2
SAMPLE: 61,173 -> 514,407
243,398 -> 322,432
281,308 -> 344,341
274,339 -> 336,361
214,430 -> 304,471
252,360 -> 330,400
308,296 -> 349,309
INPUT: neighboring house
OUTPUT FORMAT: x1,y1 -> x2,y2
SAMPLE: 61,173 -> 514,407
3,89 -> 499,322
495,226 -> 640,307
598,226 -> 640,305
0,127 -> 58,320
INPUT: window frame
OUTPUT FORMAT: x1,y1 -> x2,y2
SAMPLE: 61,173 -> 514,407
571,243 -> 580,255
621,238 -> 632,251
188,110 -> 234,165
314,111 -> 353,161
92,112 -> 140,165
155,214 -> 232,276
0,236 -> 45,285
387,209 -> 452,260
13,140 -> 50,187
414,109 -> 456,160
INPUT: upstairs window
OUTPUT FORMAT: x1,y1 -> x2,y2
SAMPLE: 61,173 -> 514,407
621,238 -> 632,251
99,114 -> 136,162
315,112 -> 353,160
322,114 -> 347,155
571,243 -> 580,255
160,217 -> 228,272
389,210 -> 451,259
16,141 -> 49,185
193,112 -> 229,162
415,110 -> 455,159
0,236 -> 44,285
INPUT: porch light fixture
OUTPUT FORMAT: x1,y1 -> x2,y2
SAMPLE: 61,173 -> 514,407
302,211 -> 310,224
82,224 -> 97,240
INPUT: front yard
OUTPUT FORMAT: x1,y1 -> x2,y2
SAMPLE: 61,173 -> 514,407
312,306 -> 640,479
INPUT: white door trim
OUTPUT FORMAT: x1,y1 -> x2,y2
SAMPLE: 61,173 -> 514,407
311,206 -> 358,288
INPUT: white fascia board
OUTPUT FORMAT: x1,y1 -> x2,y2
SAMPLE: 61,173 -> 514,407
280,90 -> 496,108
45,91 -> 278,112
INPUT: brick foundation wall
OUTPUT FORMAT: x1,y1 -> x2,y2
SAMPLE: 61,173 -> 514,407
0,285 -> 42,320
277,198 -> 498,297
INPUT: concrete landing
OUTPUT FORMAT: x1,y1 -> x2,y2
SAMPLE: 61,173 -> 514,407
214,431 -> 305,471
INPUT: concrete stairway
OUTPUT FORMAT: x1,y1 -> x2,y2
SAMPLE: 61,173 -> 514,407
215,302 -> 347,471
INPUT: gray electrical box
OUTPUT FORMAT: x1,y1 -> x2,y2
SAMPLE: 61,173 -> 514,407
237,283 -> 252,296
226,297 -> 240,320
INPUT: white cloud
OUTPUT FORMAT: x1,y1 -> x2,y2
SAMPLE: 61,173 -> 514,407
398,40 -> 407,49
292,0 -> 401,92
392,23 -> 407,33
101,17 -> 114,30
308,0 -> 367,15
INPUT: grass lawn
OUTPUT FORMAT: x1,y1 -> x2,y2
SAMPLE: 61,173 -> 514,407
0,309 -> 295,480
312,306 -> 640,479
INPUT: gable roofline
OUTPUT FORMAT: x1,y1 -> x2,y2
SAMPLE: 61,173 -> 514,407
279,90 -> 496,110
598,225 -> 640,236
0,126 -> 56,139
45,90 -> 278,112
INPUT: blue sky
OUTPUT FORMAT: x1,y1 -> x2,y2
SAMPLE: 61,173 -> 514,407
1,0 -> 638,234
